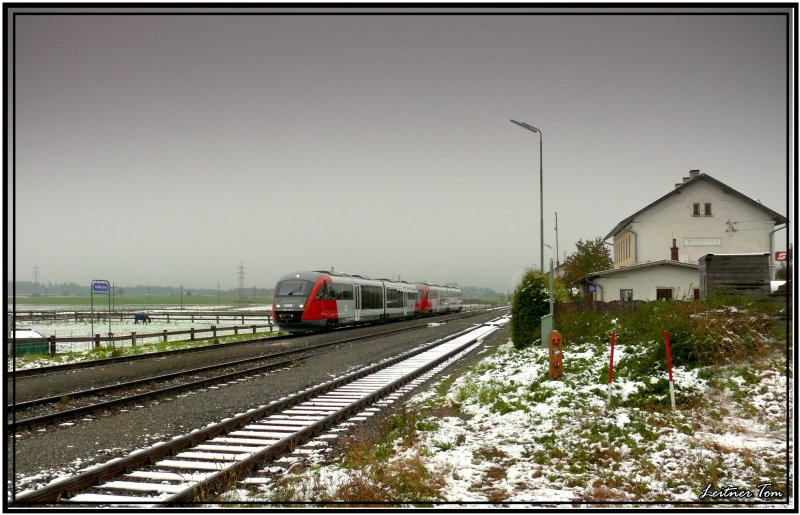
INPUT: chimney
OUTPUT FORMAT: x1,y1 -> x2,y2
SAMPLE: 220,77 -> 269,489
682,176 -> 691,184
670,238 -> 679,260
689,169 -> 700,178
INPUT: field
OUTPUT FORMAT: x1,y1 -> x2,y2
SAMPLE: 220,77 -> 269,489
8,301 -> 276,367
237,297 -> 791,506
9,295 -> 273,307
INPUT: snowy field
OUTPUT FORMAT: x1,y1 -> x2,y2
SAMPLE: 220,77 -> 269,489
230,334 -> 791,507
8,305 -> 488,366
8,311 -> 792,507
8,304 -> 277,367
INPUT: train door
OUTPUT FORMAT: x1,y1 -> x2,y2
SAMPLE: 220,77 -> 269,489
402,290 -> 408,317
354,284 -> 362,322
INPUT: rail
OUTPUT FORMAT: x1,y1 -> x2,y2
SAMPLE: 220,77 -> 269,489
11,318 -> 506,505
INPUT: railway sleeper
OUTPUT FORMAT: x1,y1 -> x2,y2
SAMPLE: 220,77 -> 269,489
15,317 -> 508,506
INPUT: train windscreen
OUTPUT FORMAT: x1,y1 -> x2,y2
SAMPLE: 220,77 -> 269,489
274,279 -> 315,303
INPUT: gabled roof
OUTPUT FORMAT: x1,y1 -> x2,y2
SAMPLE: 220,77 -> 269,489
604,173 -> 787,240
580,260 -> 699,283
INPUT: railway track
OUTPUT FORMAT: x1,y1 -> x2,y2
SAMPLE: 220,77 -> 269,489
9,308 -> 496,379
12,315 -> 508,506
8,309 -> 500,432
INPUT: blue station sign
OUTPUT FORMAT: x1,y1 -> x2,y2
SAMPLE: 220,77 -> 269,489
92,280 -> 110,294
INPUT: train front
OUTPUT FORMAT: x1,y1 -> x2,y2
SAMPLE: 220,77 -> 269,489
272,272 -> 336,332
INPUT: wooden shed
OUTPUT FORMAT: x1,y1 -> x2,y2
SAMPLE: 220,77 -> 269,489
699,253 -> 771,299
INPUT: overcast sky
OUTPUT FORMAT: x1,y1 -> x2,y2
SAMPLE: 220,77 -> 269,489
8,7 -> 793,292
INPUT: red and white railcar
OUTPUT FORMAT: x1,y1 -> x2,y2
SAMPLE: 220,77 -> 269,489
415,283 -> 464,316
272,271 -> 462,333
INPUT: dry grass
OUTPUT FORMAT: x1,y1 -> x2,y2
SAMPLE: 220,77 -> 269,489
580,478 -> 625,504
269,407 -> 448,505
689,308 -> 772,364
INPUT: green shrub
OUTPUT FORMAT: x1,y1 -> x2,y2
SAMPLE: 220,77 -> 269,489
556,308 -> 614,344
614,301 -> 693,351
510,269 -> 551,349
555,296 -> 784,374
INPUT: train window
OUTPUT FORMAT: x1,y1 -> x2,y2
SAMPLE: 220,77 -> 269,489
361,285 -> 383,309
386,288 -> 404,308
331,283 -> 353,300
316,282 -> 333,300
276,280 -> 314,297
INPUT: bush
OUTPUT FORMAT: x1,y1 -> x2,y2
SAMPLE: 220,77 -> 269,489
555,309 -> 615,344
688,307 -> 772,365
510,269 -> 551,349
555,297 -> 783,375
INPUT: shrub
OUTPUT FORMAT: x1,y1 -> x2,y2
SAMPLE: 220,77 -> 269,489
688,307 -> 772,365
510,269 -> 551,349
556,297 -> 782,374
555,308 -> 614,344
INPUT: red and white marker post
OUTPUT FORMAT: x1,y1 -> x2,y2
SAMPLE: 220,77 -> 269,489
664,330 -> 676,410
607,332 -> 616,407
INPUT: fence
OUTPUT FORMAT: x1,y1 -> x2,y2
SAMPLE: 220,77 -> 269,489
555,300 -> 647,315
9,323 -> 275,357
12,310 -> 273,324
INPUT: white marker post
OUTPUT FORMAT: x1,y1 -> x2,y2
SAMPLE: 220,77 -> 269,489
664,330 -> 676,410
607,332 -> 616,408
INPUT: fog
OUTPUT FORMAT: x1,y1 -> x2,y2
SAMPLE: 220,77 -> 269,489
7,7 -> 791,293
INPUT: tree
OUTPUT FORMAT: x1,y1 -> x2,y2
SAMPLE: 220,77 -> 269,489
562,237 -> 613,289
510,269 -> 551,349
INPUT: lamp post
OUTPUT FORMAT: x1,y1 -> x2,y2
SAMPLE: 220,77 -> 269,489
510,119 -> 544,272
543,242 -> 556,313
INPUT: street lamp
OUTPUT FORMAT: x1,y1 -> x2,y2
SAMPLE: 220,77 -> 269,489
543,243 -> 555,313
510,119 -> 544,272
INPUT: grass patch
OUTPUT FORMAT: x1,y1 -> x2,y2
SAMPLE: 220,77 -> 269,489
269,406 -> 449,504
10,295 -> 273,306
8,330 -> 284,369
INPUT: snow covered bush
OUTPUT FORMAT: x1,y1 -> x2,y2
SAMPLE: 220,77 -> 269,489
688,307 -> 773,365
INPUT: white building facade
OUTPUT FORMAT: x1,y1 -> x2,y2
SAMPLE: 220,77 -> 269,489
584,261 -> 700,301
585,171 -> 786,302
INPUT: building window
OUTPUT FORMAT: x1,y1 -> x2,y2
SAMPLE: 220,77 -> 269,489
692,203 -> 700,216
704,203 -> 712,216
656,288 -> 673,301
620,289 -> 633,301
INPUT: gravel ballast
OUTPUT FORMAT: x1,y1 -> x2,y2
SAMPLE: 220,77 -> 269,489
8,310 -> 507,494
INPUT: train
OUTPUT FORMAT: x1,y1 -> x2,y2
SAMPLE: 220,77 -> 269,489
272,271 -> 463,333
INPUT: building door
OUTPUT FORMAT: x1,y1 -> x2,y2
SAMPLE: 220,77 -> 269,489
656,288 -> 673,301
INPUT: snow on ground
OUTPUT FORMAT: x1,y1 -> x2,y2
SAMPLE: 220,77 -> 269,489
8,306 -> 791,507
244,333 -> 791,507
8,305 -> 277,370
